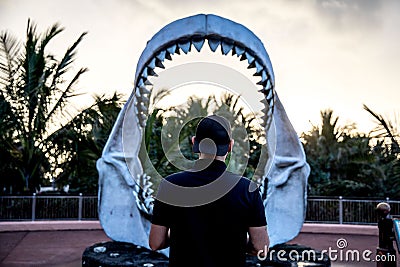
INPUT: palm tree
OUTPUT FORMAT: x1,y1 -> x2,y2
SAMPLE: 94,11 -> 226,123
302,108 -> 400,197
363,104 -> 399,152
301,110 -> 343,192
301,109 -> 373,196
0,19 -> 87,193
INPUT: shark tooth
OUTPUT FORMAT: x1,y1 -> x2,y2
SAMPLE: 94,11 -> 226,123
221,40 -> 234,55
233,45 -> 245,57
156,50 -> 166,61
165,51 -> 172,60
265,79 -> 272,90
166,44 -> 177,55
138,116 -> 146,128
139,85 -> 150,95
265,88 -> 273,100
248,61 -> 256,69
267,97 -> 274,108
208,38 -> 220,52
135,87 -> 141,98
148,58 -> 156,69
146,188 -> 154,196
254,61 -> 263,75
256,80 -> 265,86
261,106 -> 269,115
192,38 -> 205,52
261,70 -> 268,82
141,69 -> 148,79
137,78 -> 145,88
143,183 -> 152,192
245,52 -> 255,65
144,79 -> 152,86
178,40 -> 191,54
260,98 -> 268,106
257,71 -> 268,85
240,53 -> 247,61
147,67 -> 157,77
140,94 -> 149,103
258,88 -> 268,94
137,102 -> 147,113
155,58 -> 165,69
259,116 -> 266,127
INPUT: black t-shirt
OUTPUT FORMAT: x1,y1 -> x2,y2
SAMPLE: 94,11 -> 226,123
152,159 -> 267,267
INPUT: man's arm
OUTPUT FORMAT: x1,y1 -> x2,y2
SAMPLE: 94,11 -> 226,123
149,224 -> 170,250
247,225 -> 269,256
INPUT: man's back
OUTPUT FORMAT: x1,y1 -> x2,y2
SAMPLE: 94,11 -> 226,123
152,159 -> 266,267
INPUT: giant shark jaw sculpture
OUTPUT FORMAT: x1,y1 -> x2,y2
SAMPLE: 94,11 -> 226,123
97,14 -> 310,252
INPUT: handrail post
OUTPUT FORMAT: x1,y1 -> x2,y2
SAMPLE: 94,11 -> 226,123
78,193 -> 83,221
32,193 -> 36,221
339,196 -> 343,224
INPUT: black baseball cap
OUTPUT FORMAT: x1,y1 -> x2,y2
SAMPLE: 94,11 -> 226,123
192,115 -> 232,156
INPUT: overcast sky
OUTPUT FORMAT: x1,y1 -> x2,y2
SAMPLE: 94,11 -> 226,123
1,0 -> 399,134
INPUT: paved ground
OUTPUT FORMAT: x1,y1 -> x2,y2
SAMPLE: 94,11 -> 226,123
0,221 -> 110,267
0,221 -> 397,267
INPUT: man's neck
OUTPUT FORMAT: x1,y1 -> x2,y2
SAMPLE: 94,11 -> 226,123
198,153 -> 227,162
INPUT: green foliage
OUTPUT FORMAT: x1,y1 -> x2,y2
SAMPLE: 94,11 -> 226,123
0,20 -> 88,193
0,20 -> 123,195
55,93 -> 123,194
302,108 -> 400,198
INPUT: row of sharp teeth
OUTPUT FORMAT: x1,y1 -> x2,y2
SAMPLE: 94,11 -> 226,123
134,37 -> 275,129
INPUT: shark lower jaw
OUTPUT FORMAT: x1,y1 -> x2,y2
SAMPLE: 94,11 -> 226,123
132,14 -> 275,130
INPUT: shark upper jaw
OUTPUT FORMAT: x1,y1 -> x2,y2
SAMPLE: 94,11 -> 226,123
133,14 -> 275,129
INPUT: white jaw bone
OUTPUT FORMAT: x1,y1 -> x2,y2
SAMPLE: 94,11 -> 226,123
97,14 -> 309,251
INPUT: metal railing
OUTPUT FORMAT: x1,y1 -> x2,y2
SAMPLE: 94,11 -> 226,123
306,197 -> 400,224
0,194 -> 98,221
1,195 -> 399,223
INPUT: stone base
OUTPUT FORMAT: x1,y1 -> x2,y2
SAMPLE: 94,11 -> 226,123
82,242 -> 331,267
82,241 -> 168,267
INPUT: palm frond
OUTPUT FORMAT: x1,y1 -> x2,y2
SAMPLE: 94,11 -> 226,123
0,31 -> 21,89
50,32 -> 87,85
363,104 -> 399,150
39,22 -> 64,55
44,67 -> 88,125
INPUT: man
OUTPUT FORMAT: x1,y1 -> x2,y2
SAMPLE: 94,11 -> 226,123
376,202 -> 397,267
149,114 -> 269,267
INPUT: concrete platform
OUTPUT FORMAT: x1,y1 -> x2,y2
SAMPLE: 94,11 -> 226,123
0,221 -> 395,267
0,221 -> 110,267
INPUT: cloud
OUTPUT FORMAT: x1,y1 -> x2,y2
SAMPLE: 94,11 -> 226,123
0,0 -> 399,134
314,0 -> 384,32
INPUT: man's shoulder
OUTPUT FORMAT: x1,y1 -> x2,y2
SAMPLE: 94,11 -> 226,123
165,171 -> 190,180
163,171 -> 192,186
162,170 -> 258,191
